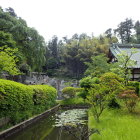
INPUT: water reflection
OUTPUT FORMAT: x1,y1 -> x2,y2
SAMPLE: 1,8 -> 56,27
5,109 -> 87,140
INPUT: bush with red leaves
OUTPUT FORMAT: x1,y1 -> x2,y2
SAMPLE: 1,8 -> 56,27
118,90 -> 139,112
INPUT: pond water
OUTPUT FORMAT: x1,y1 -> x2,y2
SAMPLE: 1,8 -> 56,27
5,109 -> 87,140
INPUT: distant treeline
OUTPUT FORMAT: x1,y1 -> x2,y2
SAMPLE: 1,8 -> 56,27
0,7 -> 140,79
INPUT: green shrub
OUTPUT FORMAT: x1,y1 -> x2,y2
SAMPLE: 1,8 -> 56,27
79,77 -> 94,89
29,85 -> 57,114
62,87 -> 83,99
79,77 -> 100,101
100,72 -> 124,85
127,81 -> 140,95
108,98 -> 120,108
0,79 -> 34,123
76,90 -> 87,101
100,72 -> 124,94
100,72 -> 124,109
118,90 -> 139,112
80,77 -> 100,89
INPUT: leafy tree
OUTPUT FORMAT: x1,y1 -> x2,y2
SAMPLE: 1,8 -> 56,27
85,54 -> 110,77
114,18 -> 133,43
100,72 -> 124,108
60,34 -> 118,79
80,77 -> 96,89
24,28 -> 46,72
0,7 -> 46,72
79,77 -> 100,101
45,32 -> 118,79
47,36 -> 59,69
87,73 -> 124,122
0,48 -> 19,76
100,72 -> 124,94
134,20 -> 140,43
5,7 -> 17,17
105,28 -> 112,39
0,31 -> 20,76
45,36 -> 62,75
0,31 -> 16,49
80,73 -> 124,122
0,31 -> 25,72
87,84 -> 110,122
63,37 -> 85,78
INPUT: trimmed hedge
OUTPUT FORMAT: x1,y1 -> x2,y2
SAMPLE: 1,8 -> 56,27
0,79 -> 57,124
62,87 -> 83,99
0,79 -> 34,123
29,85 -> 57,114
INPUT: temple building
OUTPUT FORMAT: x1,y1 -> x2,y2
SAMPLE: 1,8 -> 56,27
109,43 -> 140,81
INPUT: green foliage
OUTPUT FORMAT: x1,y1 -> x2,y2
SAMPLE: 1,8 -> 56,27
46,36 -> 60,71
89,108 -> 140,140
0,79 -> 34,123
100,72 -> 124,94
64,81 -> 73,86
118,90 -> 139,112
62,87 -> 83,99
110,48 -> 137,85
77,90 -> 87,101
127,81 -> 140,95
85,54 -> 110,77
0,48 -> 20,76
29,85 -> 57,114
79,77 -> 101,101
51,33 -> 117,79
134,20 -> 140,43
80,77 -> 92,89
114,18 -> 133,43
0,31 -> 20,76
81,73 -> 124,122
100,72 -> 124,83
0,31 -> 16,49
81,69 -> 125,109
80,77 -> 99,89
100,72 -> 124,108
92,77 -> 100,84
87,84 -> 110,122
0,8 -> 46,72
0,79 -> 57,124
108,98 -> 120,108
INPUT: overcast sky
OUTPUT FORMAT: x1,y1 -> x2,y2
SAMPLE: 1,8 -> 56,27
0,0 -> 140,41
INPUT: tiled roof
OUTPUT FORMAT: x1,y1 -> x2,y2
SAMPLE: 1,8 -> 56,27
110,43 -> 140,68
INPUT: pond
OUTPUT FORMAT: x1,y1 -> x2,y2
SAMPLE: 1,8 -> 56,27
5,109 -> 88,140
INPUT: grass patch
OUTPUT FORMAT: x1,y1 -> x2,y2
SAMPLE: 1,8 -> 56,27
88,108 -> 140,140
57,97 -> 88,105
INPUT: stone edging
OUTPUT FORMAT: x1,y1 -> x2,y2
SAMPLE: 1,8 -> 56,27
0,104 -> 60,140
